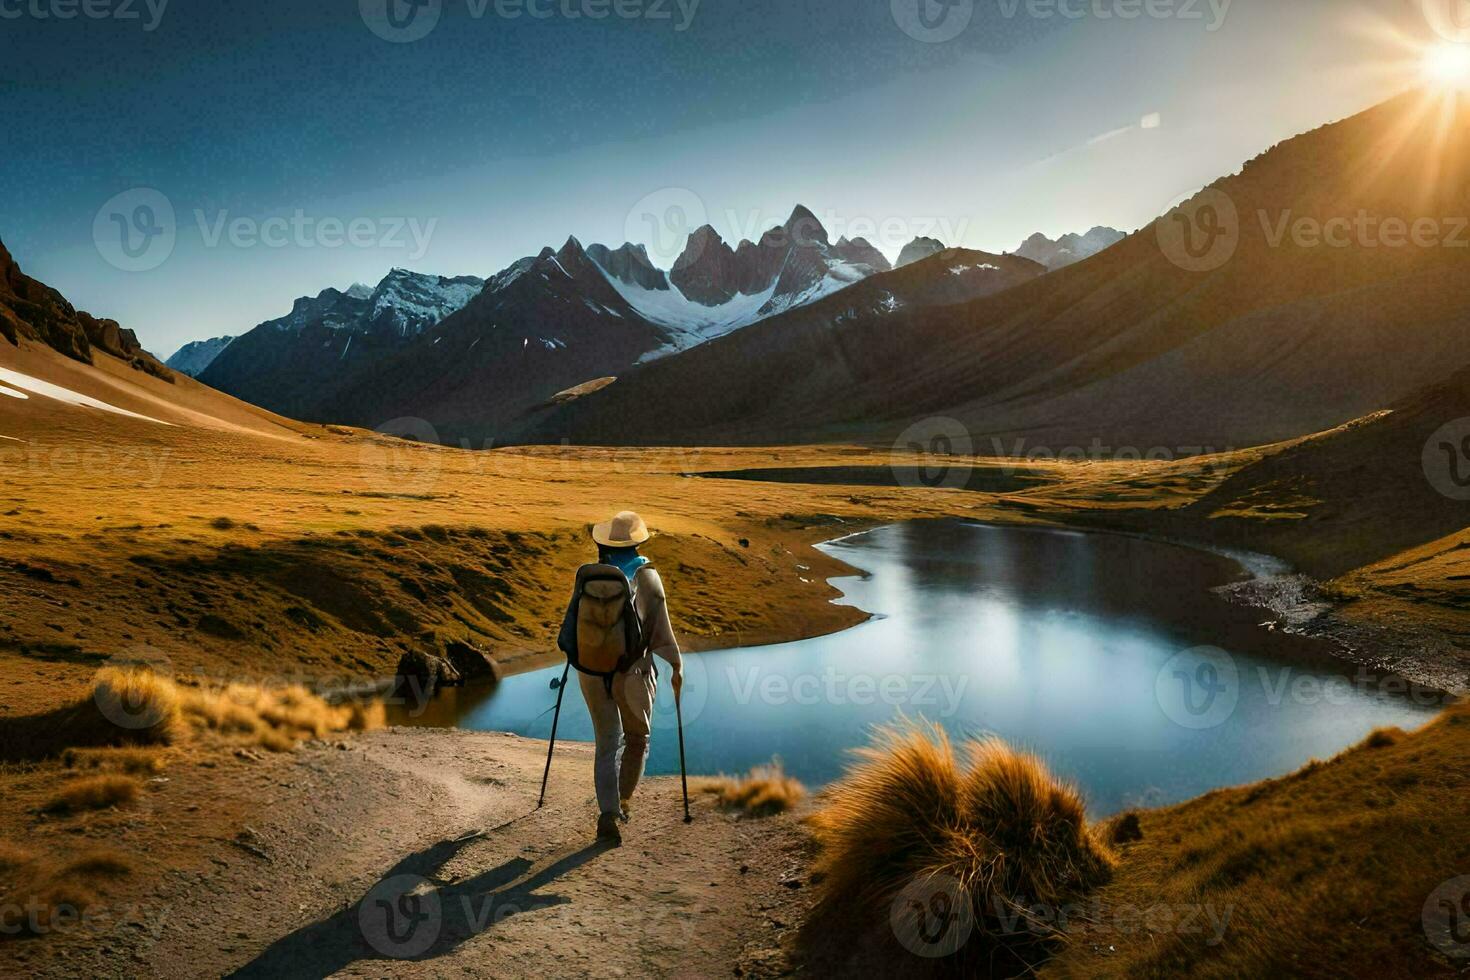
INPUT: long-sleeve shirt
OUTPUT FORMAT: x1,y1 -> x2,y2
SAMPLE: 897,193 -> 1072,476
632,566 -> 682,671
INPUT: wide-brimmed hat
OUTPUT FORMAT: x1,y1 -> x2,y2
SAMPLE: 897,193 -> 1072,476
592,511 -> 652,548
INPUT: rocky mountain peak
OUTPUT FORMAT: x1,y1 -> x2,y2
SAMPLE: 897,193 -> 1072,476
896,237 -> 945,268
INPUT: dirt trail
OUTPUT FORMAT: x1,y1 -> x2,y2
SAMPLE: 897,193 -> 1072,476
47,729 -> 815,979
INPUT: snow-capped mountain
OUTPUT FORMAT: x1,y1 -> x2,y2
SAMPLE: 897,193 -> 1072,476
364,268 -> 485,337
587,205 -> 892,356
165,336 -> 234,377
310,237 -> 671,444
896,236 -> 945,268
197,268 -> 484,419
1014,227 -> 1125,271
185,204 -> 994,441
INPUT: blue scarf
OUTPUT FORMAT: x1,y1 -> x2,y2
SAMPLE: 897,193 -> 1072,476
602,546 -> 649,581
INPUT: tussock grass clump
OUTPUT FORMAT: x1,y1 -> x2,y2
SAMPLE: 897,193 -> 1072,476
697,762 -> 806,817
180,681 -> 384,751
90,668 -> 184,745
43,775 -> 142,814
62,747 -> 167,775
0,845 -> 134,938
806,721 -> 1115,966
1,667 -> 383,763
0,669 -> 181,763
1360,727 -> 1403,749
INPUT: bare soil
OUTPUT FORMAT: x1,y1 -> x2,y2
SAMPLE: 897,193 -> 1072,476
2,729 -> 817,979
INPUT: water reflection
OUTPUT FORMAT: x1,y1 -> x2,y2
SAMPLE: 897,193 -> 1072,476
405,521 -> 1444,815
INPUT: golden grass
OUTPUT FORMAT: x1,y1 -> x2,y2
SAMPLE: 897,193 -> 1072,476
179,681 -> 384,751
0,844 -> 134,939
61,747 -> 167,775
1043,701 -> 1470,979
804,721 -> 1115,971
88,667 -> 184,745
695,762 -> 807,817
42,775 -> 141,814
2,668 -> 384,764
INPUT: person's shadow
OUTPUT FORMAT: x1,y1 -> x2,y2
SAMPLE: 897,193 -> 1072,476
228,829 -> 611,979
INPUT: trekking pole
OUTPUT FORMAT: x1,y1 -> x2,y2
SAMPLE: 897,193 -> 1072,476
675,685 -> 692,824
538,663 -> 572,809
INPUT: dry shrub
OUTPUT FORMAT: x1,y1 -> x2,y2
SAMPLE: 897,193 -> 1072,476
1361,727 -> 1402,749
62,747 -> 167,775
87,668 -> 184,746
805,721 -> 1115,969
697,762 -> 806,817
179,681 -> 384,751
43,775 -> 141,814
2,667 -> 382,764
0,845 -> 134,939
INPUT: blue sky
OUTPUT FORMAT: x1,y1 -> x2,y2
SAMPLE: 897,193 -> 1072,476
0,0 -> 1447,358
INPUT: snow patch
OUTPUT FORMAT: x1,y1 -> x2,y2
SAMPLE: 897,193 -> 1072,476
0,367 -> 173,425
0,385 -> 29,400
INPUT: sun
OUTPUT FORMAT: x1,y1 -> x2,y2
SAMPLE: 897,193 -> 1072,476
1422,42 -> 1470,88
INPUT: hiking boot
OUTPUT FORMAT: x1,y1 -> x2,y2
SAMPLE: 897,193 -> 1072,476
619,798 -> 632,823
596,812 -> 622,846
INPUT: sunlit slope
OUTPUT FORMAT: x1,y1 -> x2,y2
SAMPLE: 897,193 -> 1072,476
534,91 -> 1470,449
0,338 -> 313,441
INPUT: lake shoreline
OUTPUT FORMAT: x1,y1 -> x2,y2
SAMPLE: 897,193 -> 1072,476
484,512 -> 1464,700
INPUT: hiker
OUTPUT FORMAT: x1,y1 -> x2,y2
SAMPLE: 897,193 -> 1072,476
560,511 -> 683,844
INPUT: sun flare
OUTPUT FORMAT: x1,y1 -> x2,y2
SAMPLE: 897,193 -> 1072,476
1423,42 -> 1470,88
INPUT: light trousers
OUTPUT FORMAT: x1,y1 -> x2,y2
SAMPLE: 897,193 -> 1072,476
577,654 -> 657,817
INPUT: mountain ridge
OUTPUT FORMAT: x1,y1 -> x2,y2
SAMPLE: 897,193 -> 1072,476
519,91 -> 1470,450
